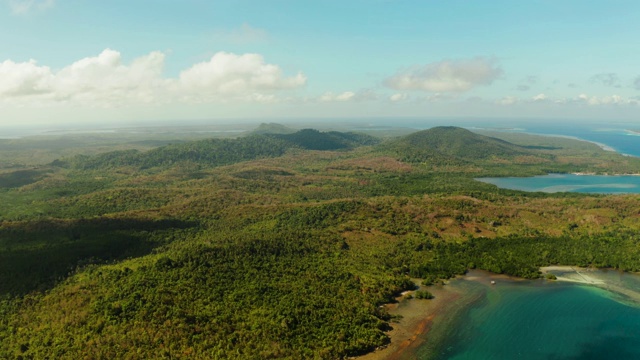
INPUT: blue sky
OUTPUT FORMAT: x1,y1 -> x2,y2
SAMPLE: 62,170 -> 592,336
1,0 -> 640,126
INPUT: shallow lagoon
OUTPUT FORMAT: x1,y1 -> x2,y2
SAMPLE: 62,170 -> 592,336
414,269 -> 640,360
476,174 -> 640,194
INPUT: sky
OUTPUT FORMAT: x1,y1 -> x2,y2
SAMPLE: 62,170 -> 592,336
1,0 -> 640,127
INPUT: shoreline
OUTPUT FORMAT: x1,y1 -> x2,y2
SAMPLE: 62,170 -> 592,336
541,266 -> 640,304
357,267 -> 640,360
482,128 -> 618,153
355,271 -> 523,360
526,132 -> 617,153
540,265 -> 605,285
355,281 -> 462,360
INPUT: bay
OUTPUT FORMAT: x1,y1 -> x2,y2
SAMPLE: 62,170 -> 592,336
476,174 -> 640,194
417,270 -> 640,360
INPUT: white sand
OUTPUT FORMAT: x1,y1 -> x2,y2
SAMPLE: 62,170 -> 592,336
541,266 -> 605,285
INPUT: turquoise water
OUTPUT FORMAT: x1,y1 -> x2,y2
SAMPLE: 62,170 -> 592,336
421,271 -> 640,360
477,174 -> 640,194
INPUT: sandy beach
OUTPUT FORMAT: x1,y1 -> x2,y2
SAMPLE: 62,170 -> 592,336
540,265 -> 605,285
541,266 -> 640,304
354,281 -> 462,360
355,271 -> 519,360
355,267 -> 640,360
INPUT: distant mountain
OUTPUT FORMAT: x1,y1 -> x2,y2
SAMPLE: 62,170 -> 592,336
384,126 -> 532,164
64,129 -> 380,169
251,123 -> 297,135
67,136 -> 293,170
271,129 -> 380,150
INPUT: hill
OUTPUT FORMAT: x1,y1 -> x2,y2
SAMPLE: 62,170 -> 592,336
65,129 -> 380,170
385,126 -> 534,164
3,126 -> 640,359
66,135 -> 292,170
271,129 -> 380,150
251,122 -> 297,135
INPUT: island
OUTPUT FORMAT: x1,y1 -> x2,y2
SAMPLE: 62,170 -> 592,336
2,125 -> 640,359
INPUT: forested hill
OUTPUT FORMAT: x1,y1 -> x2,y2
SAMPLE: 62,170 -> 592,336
272,129 -> 381,150
63,129 -> 380,170
250,122 -> 297,135
4,125 -> 640,359
384,126 -> 537,164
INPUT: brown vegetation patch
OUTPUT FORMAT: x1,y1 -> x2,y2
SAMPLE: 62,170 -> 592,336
326,157 -> 413,173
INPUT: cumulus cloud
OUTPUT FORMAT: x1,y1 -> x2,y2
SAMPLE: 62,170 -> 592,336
384,57 -> 502,92
52,49 -> 167,104
6,0 -> 53,14
0,59 -> 52,97
590,73 -> 620,87
0,49 -> 306,106
178,52 -> 306,101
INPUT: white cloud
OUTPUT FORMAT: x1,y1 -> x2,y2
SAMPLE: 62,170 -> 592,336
178,52 -> 306,101
0,59 -> 52,97
0,49 -> 306,107
317,89 -> 378,103
575,94 -> 636,106
336,91 -> 355,101
519,93 -> 639,107
496,96 -> 518,105
532,93 -> 547,102
319,91 -> 355,102
423,93 -> 455,102
7,0 -> 53,14
384,57 -> 502,92
51,49 -> 167,104
389,93 -> 408,102
213,23 -> 269,44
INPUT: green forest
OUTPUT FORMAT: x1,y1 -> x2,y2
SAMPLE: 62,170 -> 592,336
2,126 -> 640,359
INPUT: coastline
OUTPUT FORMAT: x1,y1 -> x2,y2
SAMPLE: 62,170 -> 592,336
357,267 -> 640,360
527,132 -> 617,153
540,265 -> 605,285
481,126 -> 639,159
355,281 -> 463,360
541,266 -> 640,304
355,271 -> 523,360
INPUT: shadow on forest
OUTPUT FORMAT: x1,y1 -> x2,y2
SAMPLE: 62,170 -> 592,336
0,217 -> 194,297
0,169 -> 51,188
